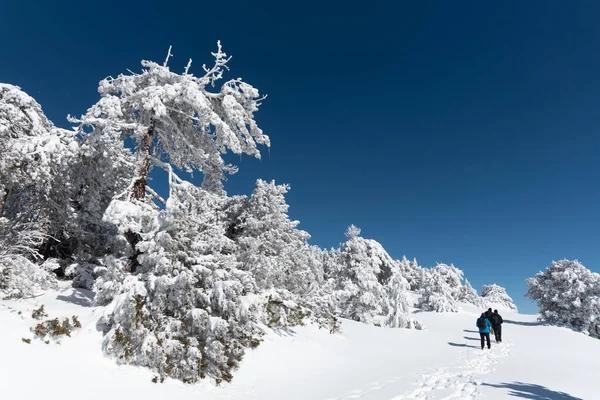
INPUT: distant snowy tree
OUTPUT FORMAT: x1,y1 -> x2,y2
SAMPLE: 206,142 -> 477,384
458,279 -> 482,306
397,256 -> 424,291
481,284 -> 518,312
335,225 -> 393,324
384,267 -> 424,329
417,263 -> 464,312
526,259 -> 600,337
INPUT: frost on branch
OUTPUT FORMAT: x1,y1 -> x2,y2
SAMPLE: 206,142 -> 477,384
71,41 -> 269,197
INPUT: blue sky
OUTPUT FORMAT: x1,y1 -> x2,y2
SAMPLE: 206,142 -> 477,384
2,1 -> 599,313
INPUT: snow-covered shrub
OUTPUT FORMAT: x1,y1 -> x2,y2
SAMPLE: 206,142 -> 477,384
481,284 -> 518,312
458,279 -> 483,307
526,259 -> 600,337
417,264 -> 464,312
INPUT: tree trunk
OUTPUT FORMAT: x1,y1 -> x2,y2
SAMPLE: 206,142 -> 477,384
126,122 -> 155,273
132,122 -> 156,200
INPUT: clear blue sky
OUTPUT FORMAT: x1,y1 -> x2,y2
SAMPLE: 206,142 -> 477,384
2,1 -> 599,313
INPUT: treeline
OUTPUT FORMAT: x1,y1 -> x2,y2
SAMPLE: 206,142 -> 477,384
0,43 -> 515,384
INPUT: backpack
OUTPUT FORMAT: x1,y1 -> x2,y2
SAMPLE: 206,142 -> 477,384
477,318 -> 487,329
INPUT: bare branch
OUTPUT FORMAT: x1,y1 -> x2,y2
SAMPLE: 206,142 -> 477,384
163,45 -> 173,67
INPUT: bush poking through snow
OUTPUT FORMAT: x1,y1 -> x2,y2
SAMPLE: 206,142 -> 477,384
21,338 -> 31,344
33,316 -> 81,340
32,305 -> 48,320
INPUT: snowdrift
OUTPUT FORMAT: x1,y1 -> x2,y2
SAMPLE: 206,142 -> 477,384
0,285 -> 596,400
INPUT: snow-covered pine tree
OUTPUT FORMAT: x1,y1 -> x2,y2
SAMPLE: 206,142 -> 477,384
480,284 -> 518,312
96,178 -> 263,384
397,256 -> 425,291
234,180 -> 336,329
335,225 -> 392,324
458,279 -> 482,307
384,266 -> 424,329
526,259 -> 600,337
417,263 -> 464,312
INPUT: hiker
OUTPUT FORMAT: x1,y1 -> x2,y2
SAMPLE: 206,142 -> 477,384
476,312 -> 492,350
490,309 -> 503,343
485,308 -> 494,335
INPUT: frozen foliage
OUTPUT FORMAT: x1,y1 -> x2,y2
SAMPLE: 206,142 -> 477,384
481,284 -> 518,312
526,259 -> 600,338
417,264 -> 464,312
458,279 -> 483,307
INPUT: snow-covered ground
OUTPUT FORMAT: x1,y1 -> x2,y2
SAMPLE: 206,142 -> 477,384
1,284 -> 596,400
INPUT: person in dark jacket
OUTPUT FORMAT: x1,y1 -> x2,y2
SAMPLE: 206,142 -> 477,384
485,308 -> 494,335
489,309 -> 503,343
476,312 -> 492,350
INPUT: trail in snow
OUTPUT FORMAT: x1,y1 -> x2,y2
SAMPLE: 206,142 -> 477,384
393,341 -> 513,400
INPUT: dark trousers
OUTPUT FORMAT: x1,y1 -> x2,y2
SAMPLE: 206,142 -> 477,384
480,332 -> 491,349
493,325 -> 502,342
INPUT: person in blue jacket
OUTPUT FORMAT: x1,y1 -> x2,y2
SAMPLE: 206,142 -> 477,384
476,312 -> 492,350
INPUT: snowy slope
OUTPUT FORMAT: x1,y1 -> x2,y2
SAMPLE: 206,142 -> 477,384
1,285 -> 595,400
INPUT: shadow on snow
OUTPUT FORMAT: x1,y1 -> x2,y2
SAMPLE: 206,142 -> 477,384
504,320 -> 544,327
464,329 -> 479,333
56,289 -> 95,307
483,381 -> 583,400
447,341 -> 479,349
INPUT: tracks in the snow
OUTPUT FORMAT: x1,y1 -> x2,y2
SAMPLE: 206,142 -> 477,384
327,341 -> 512,400
392,342 -> 512,400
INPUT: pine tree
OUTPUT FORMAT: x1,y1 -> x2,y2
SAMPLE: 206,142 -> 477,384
335,225 -> 389,324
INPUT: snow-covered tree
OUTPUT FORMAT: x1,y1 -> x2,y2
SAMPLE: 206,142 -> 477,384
526,259 -> 600,337
95,180 -> 263,384
71,43 -> 269,199
417,263 -> 464,312
0,83 -> 79,293
397,256 -> 424,291
335,225 -> 391,324
234,180 -> 336,329
70,43 -> 269,274
458,279 -> 482,306
384,267 -> 424,329
481,284 -> 518,312
236,180 -> 309,290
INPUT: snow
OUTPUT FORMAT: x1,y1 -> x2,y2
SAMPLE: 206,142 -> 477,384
1,284 -> 596,400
